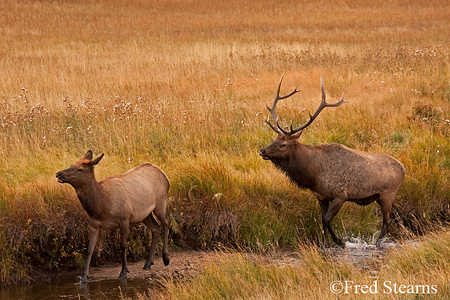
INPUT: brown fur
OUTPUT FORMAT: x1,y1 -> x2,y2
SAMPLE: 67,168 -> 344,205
260,77 -> 405,248
261,132 -> 405,248
56,150 -> 170,282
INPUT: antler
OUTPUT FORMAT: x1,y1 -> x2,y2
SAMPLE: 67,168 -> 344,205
266,74 -> 301,135
266,76 -> 348,136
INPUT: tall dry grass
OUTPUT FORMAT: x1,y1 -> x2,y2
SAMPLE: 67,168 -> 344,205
1,0 -> 450,286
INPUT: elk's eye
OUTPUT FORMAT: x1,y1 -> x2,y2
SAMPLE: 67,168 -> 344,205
279,143 -> 287,149
77,168 -> 83,172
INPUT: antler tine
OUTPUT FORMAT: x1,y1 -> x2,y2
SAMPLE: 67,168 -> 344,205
288,77 -> 348,135
320,76 -> 347,108
266,74 -> 284,126
266,74 -> 301,134
321,76 -> 326,104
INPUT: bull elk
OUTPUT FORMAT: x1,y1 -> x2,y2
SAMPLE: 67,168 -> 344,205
56,150 -> 170,282
259,76 -> 405,248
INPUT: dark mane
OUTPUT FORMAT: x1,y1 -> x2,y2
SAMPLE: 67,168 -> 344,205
272,158 -> 317,191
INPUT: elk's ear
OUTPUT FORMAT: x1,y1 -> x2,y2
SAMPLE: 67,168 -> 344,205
277,132 -> 286,139
91,153 -> 104,166
83,150 -> 93,160
291,130 -> 303,140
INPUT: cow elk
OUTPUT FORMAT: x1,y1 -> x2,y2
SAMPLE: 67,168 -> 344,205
56,150 -> 170,282
259,76 -> 405,248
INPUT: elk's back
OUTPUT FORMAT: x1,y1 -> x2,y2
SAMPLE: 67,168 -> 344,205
99,163 -> 169,224
312,144 -> 405,200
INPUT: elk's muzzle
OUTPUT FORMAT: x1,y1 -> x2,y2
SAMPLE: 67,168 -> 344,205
56,171 -> 65,183
259,148 -> 269,160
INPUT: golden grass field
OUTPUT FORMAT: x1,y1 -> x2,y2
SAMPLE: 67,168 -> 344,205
1,0 -> 450,296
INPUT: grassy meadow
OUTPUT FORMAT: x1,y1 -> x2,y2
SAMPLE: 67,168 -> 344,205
1,0 -> 450,289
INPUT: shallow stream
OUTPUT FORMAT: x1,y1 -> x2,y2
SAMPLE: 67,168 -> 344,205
0,274 -> 156,300
1,251 -> 205,300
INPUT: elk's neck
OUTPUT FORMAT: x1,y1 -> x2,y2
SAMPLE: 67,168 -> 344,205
74,181 -> 105,218
272,143 -> 317,190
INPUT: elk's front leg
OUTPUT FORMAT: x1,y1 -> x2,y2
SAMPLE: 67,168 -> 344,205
81,224 -> 100,283
118,222 -> 130,279
318,199 -> 331,248
321,198 -> 346,248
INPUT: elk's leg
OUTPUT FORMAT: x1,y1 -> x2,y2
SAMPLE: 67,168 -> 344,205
153,209 -> 170,266
118,222 -> 130,279
81,224 -> 99,283
376,195 -> 394,247
318,199 -> 331,248
321,198 -> 346,248
143,214 -> 161,270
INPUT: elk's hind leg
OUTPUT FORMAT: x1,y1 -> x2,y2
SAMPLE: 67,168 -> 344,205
153,210 -> 170,266
143,214 -> 161,270
376,193 -> 395,247
118,221 -> 130,279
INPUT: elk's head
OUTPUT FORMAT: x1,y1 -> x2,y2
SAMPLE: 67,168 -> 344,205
56,150 -> 104,188
259,75 -> 347,162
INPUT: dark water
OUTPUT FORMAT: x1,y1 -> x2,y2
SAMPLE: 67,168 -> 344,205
0,274 -> 157,300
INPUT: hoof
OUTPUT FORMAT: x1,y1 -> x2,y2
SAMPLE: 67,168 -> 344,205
376,237 -> 386,248
143,262 -> 154,270
79,276 -> 88,284
118,269 -> 129,279
320,242 -> 331,251
163,255 -> 170,266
